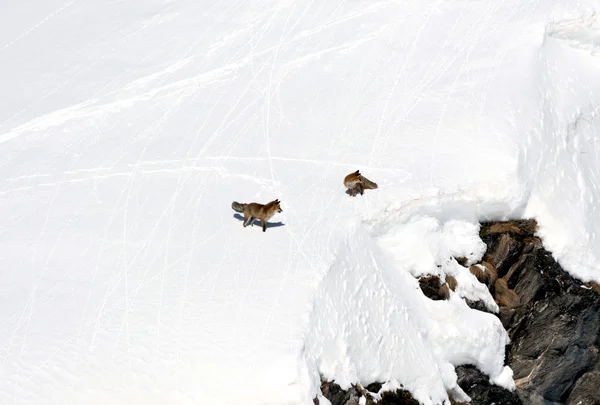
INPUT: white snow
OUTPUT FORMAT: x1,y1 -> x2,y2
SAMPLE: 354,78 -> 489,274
1,0 -> 600,404
303,224 -> 513,404
520,11 -> 600,282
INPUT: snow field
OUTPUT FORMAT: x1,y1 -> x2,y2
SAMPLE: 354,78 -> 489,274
0,0 -> 600,404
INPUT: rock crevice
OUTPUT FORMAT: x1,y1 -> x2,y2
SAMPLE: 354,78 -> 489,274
479,220 -> 600,405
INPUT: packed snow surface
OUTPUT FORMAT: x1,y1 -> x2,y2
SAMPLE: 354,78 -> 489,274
1,0 -> 599,404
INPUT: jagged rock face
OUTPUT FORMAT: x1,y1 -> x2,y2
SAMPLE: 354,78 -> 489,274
479,220 -> 600,405
417,275 -> 457,301
418,275 -> 445,300
319,381 -> 359,405
567,371 -> 600,405
485,233 -> 523,277
505,249 -> 600,404
455,365 -> 522,405
318,381 -> 419,405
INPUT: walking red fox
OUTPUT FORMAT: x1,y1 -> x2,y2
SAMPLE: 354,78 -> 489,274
231,199 -> 283,232
344,170 -> 378,196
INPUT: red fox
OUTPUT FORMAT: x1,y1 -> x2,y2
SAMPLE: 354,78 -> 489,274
343,170 -> 378,196
231,199 -> 283,232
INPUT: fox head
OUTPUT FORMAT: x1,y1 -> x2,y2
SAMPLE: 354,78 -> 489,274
274,199 -> 282,213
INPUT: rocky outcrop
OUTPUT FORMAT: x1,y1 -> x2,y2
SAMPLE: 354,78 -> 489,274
418,275 -> 446,300
418,275 -> 457,301
455,365 -> 522,405
418,220 -> 600,404
468,261 -> 497,287
566,371 -> 600,405
477,220 -> 600,405
318,381 -> 419,405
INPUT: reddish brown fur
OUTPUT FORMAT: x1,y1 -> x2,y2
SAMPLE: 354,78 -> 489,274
343,170 -> 378,196
232,199 -> 282,232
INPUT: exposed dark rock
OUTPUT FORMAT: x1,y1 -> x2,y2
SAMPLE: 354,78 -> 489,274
498,307 -> 516,329
365,382 -> 383,393
320,381 -> 353,405
418,275 -> 444,300
566,371 -> 600,405
456,365 -> 522,405
483,233 -> 524,277
318,382 -> 373,405
479,220 -> 537,277
475,219 -> 600,405
318,381 -> 419,405
379,389 -> 421,405
464,298 -> 493,314
455,257 -> 468,266
521,236 -> 543,253
508,290 -> 600,403
480,219 -> 537,238
421,275 -> 457,301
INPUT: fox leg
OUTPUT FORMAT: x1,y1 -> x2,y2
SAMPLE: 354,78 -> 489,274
357,183 -> 364,195
244,216 -> 255,227
262,222 -> 267,232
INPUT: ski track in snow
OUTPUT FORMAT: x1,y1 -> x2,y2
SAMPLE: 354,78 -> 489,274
0,157 -> 412,197
1,0 -> 600,404
0,1 -> 395,145
0,0 -> 80,53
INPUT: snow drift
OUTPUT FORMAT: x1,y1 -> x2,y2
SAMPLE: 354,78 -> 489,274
520,11 -> 600,282
303,222 -> 512,405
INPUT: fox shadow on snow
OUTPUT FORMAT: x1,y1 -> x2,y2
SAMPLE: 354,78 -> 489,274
232,214 -> 285,230
345,189 -> 366,197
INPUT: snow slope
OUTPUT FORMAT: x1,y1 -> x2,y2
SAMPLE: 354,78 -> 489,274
521,11 -> 600,282
0,0 -> 599,404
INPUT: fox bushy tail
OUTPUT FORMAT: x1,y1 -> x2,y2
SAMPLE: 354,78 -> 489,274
359,175 -> 378,189
231,201 -> 247,213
